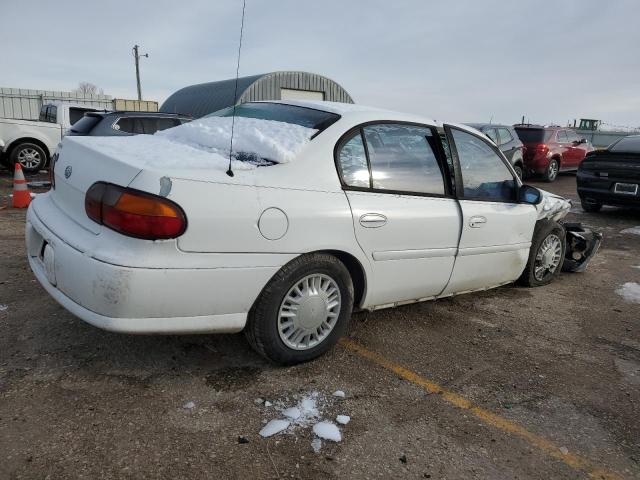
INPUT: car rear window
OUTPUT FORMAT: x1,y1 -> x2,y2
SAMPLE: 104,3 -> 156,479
207,102 -> 340,133
514,128 -> 552,144
610,135 -> 640,153
68,115 -> 102,135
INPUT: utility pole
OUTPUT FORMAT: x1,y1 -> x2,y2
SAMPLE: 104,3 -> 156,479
132,45 -> 149,101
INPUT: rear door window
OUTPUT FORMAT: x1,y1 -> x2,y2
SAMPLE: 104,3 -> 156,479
449,128 -> 516,202
556,130 -> 569,143
498,128 -> 513,145
362,124 -> 445,195
337,132 -> 370,188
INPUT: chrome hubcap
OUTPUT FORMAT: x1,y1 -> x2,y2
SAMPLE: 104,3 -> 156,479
17,148 -> 41,169
278,274 -> 341,351
534,234 -> 562,281
548,161 -> 558,179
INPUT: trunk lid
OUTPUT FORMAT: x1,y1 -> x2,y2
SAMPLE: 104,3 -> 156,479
51,137 -> 143,234
580,152 -> 640,181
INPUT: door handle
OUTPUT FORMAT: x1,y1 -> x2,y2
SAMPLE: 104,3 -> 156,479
469,216 -> 487,228
359,213 -> 387,228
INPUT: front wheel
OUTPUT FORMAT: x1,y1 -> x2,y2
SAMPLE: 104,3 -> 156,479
513,164 -> 524,180
518,220 -> 566,287
245,253 -> 354,365
543,159 -> 559,182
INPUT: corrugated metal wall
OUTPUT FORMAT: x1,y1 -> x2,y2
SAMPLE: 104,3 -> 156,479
239,72 -> 354,104
0,87 -> 113,120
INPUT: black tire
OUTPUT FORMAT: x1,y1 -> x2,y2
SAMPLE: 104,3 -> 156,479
245,253 -> 354,365
543,158 -> 559,182
9,142 -> 48,174
518,220 -> 566,287
513,164 -> 524,180
581,199 -> 603,213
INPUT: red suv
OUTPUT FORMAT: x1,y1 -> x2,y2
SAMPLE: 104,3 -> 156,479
514,125 -> 594,182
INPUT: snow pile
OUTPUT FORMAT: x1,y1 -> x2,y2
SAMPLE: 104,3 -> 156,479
259,419 -> 290,438
182,401 -> 195,410
156,116 -> 317,164
336,415 -> 350,425
0,304 -> 7,312
257,390 -> 350,451
313,422 -> 342,442
70,115 -> 316,172
621,226 -> 640,236
616,282 -> 640,303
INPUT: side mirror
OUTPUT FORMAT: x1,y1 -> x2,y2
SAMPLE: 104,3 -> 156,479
519,185 -> 542,205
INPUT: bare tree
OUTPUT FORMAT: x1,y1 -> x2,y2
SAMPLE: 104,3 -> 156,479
75,82 -> 104,97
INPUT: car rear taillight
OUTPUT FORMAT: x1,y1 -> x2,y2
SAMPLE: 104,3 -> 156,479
85,182 -> 187,240
535,144 -> 550,155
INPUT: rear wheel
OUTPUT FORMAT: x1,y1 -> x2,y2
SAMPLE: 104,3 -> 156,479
9,142 -> 47,174
518,220 -> 566,287
245,253 -> 354,365
543,158 -> 559,182
513,164 -> 524,180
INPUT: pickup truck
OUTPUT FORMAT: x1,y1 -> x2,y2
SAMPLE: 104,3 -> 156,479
0,102 -> 99,173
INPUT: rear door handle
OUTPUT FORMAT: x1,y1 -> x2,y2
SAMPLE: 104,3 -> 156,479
469,216 -> 487,228
359,213 -> 387,228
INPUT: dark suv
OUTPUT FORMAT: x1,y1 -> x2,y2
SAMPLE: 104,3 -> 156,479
68,111 -> 191,137
466,124 -> 524,178
514,125 -> 593,182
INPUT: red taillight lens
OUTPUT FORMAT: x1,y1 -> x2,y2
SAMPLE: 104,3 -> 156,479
536,144 -> 549,153
85,182 -> 187,240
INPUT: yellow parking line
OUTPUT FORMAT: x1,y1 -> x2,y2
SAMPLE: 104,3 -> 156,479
340,337 -> 624,480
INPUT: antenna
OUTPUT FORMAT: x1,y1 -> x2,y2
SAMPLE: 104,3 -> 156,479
226,0 -> 247,178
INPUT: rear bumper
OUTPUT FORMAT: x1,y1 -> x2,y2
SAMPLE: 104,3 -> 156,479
26,199 -> 283,334
577,171 -> 640,207
523,152 -> 551,174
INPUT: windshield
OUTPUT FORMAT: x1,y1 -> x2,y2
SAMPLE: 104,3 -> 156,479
514,128 -> 553,144
206,102 -> 340,133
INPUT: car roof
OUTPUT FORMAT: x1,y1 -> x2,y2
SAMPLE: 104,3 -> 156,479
86,111 -> 191,118
466,123 -> 513,129
259,100 -> 453,130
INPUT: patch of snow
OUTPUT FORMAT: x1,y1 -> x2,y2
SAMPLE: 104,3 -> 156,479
264,401 -> 272,407
621,226 -> 640,235
282,407 -> 301,420
0,304 -> 7,312
311,438 -> 322,453
332,390 -> 345,398
259,419 -> 290,438
336,415 -> 350,425
313,421 -> 342,442
254,398 -> 264,404
616,282 -> 640,303
157,116 -> 316,164
182,401 -> 195,409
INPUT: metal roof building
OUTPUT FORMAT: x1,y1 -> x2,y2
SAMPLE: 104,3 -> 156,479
160,71 -> 354,118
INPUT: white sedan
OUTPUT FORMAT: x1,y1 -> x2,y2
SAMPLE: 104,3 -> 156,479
26,101 -> 571,364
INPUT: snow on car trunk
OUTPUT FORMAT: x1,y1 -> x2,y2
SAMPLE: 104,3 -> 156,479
48,116 -> 316,235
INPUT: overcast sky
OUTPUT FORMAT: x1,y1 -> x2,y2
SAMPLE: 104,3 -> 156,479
3,0 -> 639,127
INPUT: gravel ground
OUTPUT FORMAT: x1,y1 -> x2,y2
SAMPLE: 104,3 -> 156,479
0,170 -> 639,479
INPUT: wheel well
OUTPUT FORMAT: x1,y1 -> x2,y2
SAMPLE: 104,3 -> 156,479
321,250 -> 366,308
551,155 -> 561,166
7,138 -> 51,162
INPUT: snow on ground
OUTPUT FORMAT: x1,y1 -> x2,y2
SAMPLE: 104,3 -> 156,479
259,419 -> 290,438
332,390 -> 345,398
313,422 -> 342,442
621,226 -> 640,235
257,390 -> 349,451
70,115 -> 317,172
0,304 -> 7,312
616,282 -> 640,303
336,415 -> 350,425
182,401 -> 195,410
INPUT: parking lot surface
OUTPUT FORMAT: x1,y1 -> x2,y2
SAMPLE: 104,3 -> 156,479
1,171 -> 639,479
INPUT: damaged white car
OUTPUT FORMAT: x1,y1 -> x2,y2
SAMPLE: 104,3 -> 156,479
25,101 -> 599,364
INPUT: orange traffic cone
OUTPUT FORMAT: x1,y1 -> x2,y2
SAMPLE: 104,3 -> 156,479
12,163 -> 32,208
